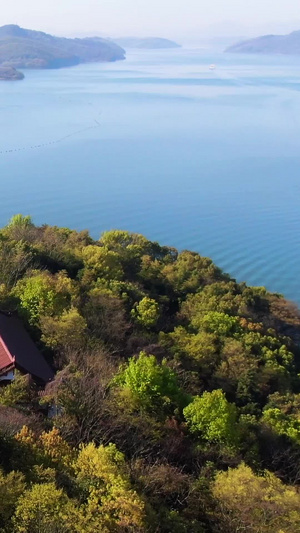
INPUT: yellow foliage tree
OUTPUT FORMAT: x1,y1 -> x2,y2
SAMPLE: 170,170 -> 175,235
74,442 -> 145,531
15,425 -> 37,449
0,469 -> 25,527
39,427 -> 76,470
13,482 -> 82,533
81,245 -> 124,283
212,463 -> 300,533
15,426 -> 75,473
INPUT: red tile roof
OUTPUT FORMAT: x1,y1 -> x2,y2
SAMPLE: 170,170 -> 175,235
0,313 -> 54,383
0,336 -> 14,372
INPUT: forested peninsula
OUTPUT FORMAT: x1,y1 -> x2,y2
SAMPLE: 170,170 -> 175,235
0,24 -> 125,80
1,215 -> 300,532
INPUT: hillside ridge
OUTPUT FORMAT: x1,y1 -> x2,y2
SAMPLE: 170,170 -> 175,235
226,29 -> 300,55
0,24 -> 125,73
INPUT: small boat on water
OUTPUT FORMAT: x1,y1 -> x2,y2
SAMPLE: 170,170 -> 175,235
209,64 -> 216,70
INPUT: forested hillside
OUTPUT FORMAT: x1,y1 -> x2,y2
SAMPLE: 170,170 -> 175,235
0,214 -> 300,532
0,25 -> 125,71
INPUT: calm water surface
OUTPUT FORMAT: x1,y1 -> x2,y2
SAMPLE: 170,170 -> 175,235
1,49 -> 300,302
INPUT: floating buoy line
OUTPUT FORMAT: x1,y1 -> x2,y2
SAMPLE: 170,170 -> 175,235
0,118 -> 101,155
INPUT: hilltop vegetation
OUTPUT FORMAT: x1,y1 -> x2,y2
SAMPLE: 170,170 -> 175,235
0,25 -> 125,73
226,29 -> 300,55
1,215 -> 300,531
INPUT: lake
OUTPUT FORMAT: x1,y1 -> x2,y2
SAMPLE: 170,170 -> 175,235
0,48 -> 300,303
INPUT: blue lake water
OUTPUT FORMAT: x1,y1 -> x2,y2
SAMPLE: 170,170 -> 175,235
1,48 -> 300,302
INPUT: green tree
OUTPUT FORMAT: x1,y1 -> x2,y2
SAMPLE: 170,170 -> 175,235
183,390 -> 238,448
162,251 -> 225,296
131,297 -> 160,328
6,214 -> 33,229
194,311 -> 242,336
40,307 -> 87,352
262,407 -> 300,443
14,270 -> 75,326
81,245 -> 124,283
113,352 -> 182,412
160,327 -> 219,373
180,281 -> 243,320
100,229 -> 150,256
5,214 -> 34,240
0,373 -> 31,408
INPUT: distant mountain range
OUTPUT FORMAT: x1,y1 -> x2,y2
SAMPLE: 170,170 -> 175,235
226,30 -> 300,55
0,24 -> 125,76
113,37 -> 181,49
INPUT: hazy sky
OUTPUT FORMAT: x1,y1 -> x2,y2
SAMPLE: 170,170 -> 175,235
1,0 -> 300,41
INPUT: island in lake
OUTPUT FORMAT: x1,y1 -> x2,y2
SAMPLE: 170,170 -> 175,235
0,66 -> 24,80
0,24 -> 125,79
113,36 -> 181,49
226,29 -> 300,55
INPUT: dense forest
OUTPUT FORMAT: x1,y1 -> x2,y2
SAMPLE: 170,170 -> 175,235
0,214 -> 300,532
